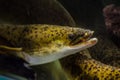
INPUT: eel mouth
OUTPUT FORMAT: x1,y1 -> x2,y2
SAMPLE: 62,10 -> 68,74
70,37 -> 98,48
70,31 -> 94,46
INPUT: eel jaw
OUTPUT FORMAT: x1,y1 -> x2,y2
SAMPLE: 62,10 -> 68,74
24,38 -> 98,66
70,38 -> 97,48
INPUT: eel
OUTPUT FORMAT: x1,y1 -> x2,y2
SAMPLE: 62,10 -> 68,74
1,24 -> 120,80
61,51 -> 120,80
0,24 -> 97,65
74,53 -> 120,80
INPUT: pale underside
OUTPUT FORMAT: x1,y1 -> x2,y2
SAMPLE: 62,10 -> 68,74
22,38 -> 98,66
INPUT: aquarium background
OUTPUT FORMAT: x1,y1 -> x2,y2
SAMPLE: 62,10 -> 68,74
0,0 -> 120,80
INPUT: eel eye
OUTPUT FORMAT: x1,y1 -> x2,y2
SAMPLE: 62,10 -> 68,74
68,34 -> 75,40
68,33 -> 84,41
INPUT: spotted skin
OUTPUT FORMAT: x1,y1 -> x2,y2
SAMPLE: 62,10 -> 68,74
0,24 -> 94,56
76,54 -> 120,80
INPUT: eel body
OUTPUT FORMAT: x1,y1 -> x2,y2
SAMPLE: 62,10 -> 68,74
0,24 -> 97,65
75,53 -> 120,80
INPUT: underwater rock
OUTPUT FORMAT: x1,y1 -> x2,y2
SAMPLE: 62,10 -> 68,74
103,4 -> 120,47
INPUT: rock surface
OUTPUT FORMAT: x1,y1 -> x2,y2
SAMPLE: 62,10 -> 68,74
103,4 -> 120,47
